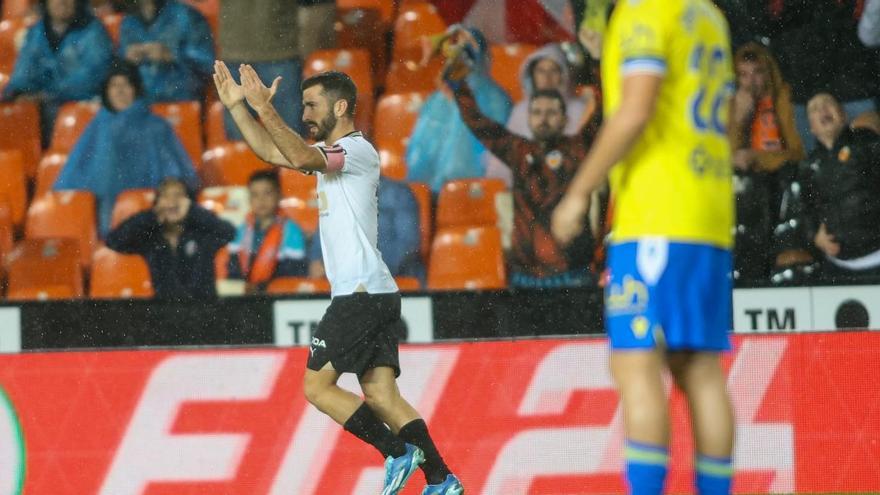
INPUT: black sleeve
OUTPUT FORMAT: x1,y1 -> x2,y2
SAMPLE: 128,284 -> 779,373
578,59 -> 603,150
863,132 -> 880,186
452,82 -> 527,167
796,158 -> 820,247
105,210 -> 161,255
185,206 -> 237,252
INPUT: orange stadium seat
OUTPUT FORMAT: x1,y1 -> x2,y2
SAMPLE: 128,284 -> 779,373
0,71 -> 9,95
0,101 -> 41,177
111,188 -> 155,229
408,181 -> 432,262
0,17 -> 32,74
394,276 -> 421,292
50,101 -> 99,153
392,2 -> 447,62
205,100 -> 228,148
374,91 -> 427,179
99,12 -> 122,45
337,0 -> 396,25
0,149 -> 27,226
436,178 -> 507,228
384,55 -> 444,94
303,48 -> 375,133
1,0 -> 35,21
279,196 -> 319,237
200,142 -> 272,186
152,101 -> 203,168
198,185 -> 249,227
279,168 -> 317,200
25,191 -> 97,268
180,0 -> 218,44
374,92 -> 426,149
377,147 -> 407,180
214,245 -> 229,280
266,276 -> 331,295
0,199 -> 14,258
276,169 -> 323,240
335,6 -> 387,84
490,43 -> 538,101
33,152 -> 67,198
6,238 -> 83,300
90,246 -> 153,299
427,225 -> 506,291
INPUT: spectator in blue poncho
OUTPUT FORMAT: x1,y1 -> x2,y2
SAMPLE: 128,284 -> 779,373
1,0 -> 114,144
119,0 -> 215,102
54,61 -> 198,236
405,27 -> 512,194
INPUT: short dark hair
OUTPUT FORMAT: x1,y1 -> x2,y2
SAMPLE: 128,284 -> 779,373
101,59 -> 144,110
155,176 -> 195,200
39,0 -> 92,27
530,89 -> 567,116
527,55 -> 562,85
301,71 -> 358,117
248,169 -> 281,192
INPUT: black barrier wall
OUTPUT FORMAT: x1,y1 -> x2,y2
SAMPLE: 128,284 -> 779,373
12,288 -> 605,350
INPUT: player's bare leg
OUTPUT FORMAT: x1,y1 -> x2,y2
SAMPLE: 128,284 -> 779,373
361,367 -> 463,494
611,350 -> 670,444
668,351 -> 735,495
359,366 -> 420,432
610,349 -> 670,495
303,363 -> 423,495
303,365 -> 361,424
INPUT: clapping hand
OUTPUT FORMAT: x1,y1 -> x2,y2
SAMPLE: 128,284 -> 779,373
212,60 -> 245,109
239,64 -> 281,112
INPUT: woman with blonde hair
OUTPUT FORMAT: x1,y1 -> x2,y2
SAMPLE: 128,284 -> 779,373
728,41 -> 804,173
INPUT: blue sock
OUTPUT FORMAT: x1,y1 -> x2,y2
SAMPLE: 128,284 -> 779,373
624,440 -> 668,495
695,454 -> 733,495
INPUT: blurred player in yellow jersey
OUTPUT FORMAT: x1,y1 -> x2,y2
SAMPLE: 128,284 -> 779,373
553,0 -> 736,494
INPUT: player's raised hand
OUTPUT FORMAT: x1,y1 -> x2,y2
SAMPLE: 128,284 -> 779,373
239,64 -> 281,111
213,60 -> 245,109
551,193 -> 589,246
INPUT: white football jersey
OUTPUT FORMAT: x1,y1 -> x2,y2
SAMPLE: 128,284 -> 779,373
314,132 -> 398,297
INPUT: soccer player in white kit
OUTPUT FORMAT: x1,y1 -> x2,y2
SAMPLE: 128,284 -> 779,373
213,61 -> 464,495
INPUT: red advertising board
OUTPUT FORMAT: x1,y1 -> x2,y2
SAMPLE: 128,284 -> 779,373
0,333 -> 878,494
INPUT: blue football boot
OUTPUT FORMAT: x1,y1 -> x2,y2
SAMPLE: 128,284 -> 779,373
421,474 -> 464,495
381,443 -> 425,495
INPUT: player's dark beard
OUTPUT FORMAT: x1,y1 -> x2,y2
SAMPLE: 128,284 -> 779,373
308,112 -> 338,141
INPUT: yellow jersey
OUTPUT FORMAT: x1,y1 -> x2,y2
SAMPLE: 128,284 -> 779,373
603,0 -> 735,248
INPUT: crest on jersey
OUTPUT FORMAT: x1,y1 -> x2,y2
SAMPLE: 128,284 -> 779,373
185,240 -> 198,257
545,150 -> 563,170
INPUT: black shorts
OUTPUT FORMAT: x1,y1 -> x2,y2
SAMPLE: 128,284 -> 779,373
306,292 -> 404,378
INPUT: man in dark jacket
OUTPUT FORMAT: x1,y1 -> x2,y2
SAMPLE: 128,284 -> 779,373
798,93 -> 880,282
766,1 -> 880,144
106,177 -> 236,299
448,77 -> 601,288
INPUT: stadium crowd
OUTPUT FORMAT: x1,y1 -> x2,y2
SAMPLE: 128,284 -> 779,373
0,0 -> 878,300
